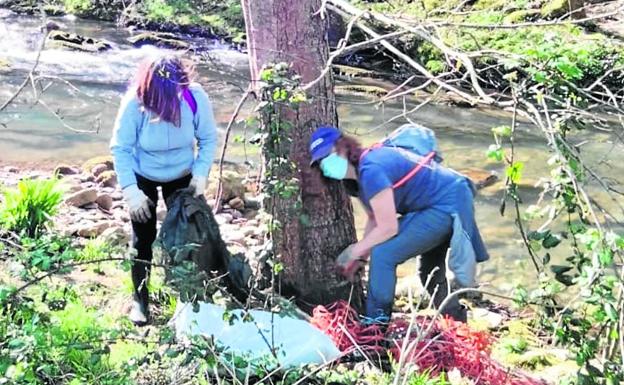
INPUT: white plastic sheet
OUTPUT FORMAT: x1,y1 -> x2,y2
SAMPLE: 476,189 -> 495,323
171,302 -> 341,368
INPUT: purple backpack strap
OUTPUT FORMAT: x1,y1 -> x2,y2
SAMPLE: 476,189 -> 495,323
182,88 -> 197,115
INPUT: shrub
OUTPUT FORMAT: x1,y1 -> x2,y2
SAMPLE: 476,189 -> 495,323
0,178 -> 64,237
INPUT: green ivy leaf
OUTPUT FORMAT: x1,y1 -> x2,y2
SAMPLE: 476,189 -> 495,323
550,265 -> 573,275
604,303 -> 618,322
542,233 -> 562,249
486,144 -> 504,162
506,162 -> 524,184
598,248 -> 613,266
491,125 -> 512,137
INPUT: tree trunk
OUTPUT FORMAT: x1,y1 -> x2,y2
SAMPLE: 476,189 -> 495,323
241,0 -> 363,309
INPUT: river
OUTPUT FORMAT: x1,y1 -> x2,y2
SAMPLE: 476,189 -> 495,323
1,10 -> 622,295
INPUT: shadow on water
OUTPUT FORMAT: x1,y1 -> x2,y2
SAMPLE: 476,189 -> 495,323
1,11 -> 622,295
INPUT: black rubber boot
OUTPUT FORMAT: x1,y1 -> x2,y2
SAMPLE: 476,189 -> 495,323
130,263 -> 150,326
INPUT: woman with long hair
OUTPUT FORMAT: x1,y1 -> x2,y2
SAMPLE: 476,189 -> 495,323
110,55 -> 218,325
309,126 -> 489,323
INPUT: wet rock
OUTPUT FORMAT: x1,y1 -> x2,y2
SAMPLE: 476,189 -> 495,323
459,168 -> 499,190
228,197 -> 245,211
77,221 -> 114,238
45,20 -> 64,31
53,164 -> 80,176
95,193 -> 113,211
127,32 -> 190,50
46,30 -> 112,52
65,188 -> 98,207
96,170 -> 117,188
91,164 -> 109,177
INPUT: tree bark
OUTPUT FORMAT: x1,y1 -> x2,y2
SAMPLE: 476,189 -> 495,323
241,0 -> 364,309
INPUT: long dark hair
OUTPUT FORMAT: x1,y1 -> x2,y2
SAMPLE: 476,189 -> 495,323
135,55 -> 195,127
335,135 -> 365,168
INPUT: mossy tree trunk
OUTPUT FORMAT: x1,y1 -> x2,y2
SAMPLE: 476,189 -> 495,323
241,0 -> 363,310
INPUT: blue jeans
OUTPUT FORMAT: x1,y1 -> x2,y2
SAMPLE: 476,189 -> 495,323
366,207 -> 466,321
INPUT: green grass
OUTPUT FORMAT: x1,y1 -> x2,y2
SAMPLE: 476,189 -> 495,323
0,178 -> 64,237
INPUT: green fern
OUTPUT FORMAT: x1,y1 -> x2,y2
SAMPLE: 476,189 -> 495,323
0,178 -> 64,237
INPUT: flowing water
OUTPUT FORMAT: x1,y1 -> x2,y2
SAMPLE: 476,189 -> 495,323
1,10 -> 623,295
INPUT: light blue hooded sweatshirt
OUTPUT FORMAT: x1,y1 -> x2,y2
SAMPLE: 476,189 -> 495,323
110,83 -> 218,189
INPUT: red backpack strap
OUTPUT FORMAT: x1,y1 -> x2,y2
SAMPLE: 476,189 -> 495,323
392,151 -> 435,189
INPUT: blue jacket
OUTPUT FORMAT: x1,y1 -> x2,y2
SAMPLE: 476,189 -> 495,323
359,148 -> 489,287
110,83 -> 218,189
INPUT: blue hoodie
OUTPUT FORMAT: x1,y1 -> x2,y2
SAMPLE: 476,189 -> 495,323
110,83 -> 218,189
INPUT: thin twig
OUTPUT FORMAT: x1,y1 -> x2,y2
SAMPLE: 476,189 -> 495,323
214,87 -> 252,213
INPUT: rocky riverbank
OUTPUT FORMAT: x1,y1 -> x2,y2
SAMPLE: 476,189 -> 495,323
0,157 -> 267,265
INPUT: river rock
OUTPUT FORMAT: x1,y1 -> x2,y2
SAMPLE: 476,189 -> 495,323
100,226 -> 130,246
228,197 -> 245,211
53,164 -> 80,176
91,164 -> 109,177
207,170 -> 246,202
127,32 -> 190,50
223,230 -> 247,245
215,213 -> 233,225
82,156 -> 113,174
65,188 -> 98,207
95,193 -> 113,211
459,168 -> 499,190
46,30 -> 112,52
471,307 -> 504,329
96,171 -> 117,188
77,221 -> 114,238
243,196 -> 262,210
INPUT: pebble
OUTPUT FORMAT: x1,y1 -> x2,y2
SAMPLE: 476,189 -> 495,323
95,193 -> 113,211
77,221 -> 113,238
4,166 -> 18,173
111,192 -> 123,201
65,188 -> 98,207
53,164 -> 80,176
157,208 -> 167,221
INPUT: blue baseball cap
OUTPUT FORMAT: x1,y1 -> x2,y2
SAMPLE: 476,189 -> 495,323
309,126 -> 342,165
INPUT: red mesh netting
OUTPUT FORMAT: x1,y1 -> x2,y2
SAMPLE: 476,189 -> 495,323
310,301 -> 547,385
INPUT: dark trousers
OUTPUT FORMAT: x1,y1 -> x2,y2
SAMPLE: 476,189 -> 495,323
131,173 -> 192,307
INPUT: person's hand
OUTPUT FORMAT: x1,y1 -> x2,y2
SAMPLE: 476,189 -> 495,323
189,176 -> 207,197
336,244 -> 367,282
122,184 -> 153,223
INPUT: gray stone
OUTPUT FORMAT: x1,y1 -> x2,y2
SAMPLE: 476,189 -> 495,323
65,188 -> 98,207
53,164 -> 80,176
470,308 -> 504,329
100,226 -> 130,246
77,221 -> 113,238
215,213 -> 233,225
228,197 -> 245,211
95,194 -> 113,211
91,164 -> 108,177
96,171 -> 117,188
